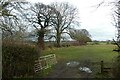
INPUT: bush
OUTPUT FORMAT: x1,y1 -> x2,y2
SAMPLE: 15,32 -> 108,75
2,40 -> 39,78
112,55 -> 120,78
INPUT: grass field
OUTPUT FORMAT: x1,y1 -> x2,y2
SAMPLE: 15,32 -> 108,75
42,44 -> 118,63
41,44 -> 118,78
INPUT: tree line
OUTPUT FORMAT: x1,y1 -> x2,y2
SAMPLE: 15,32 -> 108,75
0,0 -> 91,50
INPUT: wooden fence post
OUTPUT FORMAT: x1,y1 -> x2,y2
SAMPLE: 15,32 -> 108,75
101,61 -> 104,74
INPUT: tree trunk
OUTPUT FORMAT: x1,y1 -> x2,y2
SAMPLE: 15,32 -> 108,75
56,37 -> 61,47
56,33 -> 61,47
38,29 -> 45,50
38,36 -> 45,50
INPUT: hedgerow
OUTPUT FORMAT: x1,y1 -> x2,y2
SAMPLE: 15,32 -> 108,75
2,40 -> 39,78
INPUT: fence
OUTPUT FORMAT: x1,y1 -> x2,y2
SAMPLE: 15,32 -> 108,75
34,54 -> 57,72
100,61 -> 112,73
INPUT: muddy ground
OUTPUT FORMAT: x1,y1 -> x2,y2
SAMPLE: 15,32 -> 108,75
45,61 -> 102,78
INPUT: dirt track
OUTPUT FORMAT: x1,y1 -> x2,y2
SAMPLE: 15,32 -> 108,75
46,61 -> 95,78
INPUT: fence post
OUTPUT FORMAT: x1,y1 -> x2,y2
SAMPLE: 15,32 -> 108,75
101,61 -> 104,74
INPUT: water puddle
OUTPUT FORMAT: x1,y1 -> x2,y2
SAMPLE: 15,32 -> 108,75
66,61 -> 92,73
66,61 -> 80,67
79,67 -> 92,73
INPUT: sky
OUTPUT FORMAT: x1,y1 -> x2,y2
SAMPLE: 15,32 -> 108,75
26,0 -> 117,41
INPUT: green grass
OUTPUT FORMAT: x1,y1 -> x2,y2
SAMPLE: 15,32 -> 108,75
42,44 -> 118,62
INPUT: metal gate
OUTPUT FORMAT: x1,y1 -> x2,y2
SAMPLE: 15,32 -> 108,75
34,54 -> 57,72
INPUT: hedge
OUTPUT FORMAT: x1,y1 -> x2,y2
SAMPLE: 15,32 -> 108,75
2,40 -> 39,78
112,55 -> 120,78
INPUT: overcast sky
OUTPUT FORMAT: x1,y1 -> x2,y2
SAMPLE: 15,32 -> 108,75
26,0 -> 116,41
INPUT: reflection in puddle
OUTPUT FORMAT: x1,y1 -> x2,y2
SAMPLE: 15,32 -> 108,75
66,61 -> 79,67
66,61 -> 92,73
79,67 -> 92,73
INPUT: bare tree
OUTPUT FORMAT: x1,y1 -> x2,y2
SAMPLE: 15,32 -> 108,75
115,1 -> 120,43
0,0 -> 16,35
20,2 -> 55,50
50,2 -> 80,47
0,0 -> 28,39
95,0 -> 120,78
0,0 -> 15,16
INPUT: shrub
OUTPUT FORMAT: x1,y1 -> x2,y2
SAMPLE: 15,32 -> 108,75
112,55 -> 120,78
2,40 -> 39,78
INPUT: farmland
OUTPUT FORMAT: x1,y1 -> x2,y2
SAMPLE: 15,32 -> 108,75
41,44 -> 118,78
43,44 -> 118,63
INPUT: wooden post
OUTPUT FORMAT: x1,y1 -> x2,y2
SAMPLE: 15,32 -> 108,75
101,61 -> 104,74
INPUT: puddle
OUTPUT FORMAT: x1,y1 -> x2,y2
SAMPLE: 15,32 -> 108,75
79,67 -> 92,73
66,61 -> 79,67
66,61 -> 92,73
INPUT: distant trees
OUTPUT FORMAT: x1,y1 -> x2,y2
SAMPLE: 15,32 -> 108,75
50,2 -> 80,47
69,29 -> 91,45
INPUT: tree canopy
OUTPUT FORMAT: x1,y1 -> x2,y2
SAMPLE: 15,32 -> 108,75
49,2 -> 80,47
69,29 -> 91,45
